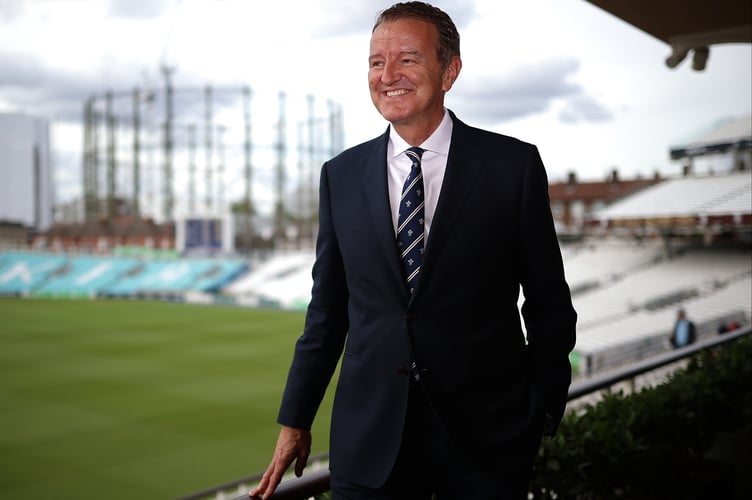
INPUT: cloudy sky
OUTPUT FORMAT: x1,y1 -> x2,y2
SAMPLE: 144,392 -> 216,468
1,0 -> 750,216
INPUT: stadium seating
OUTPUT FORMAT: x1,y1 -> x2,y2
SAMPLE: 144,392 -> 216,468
571,247 -> 751,331
3,236 -> 749,379
34,255 -> 139,298
574,276 -> 750,375
101,259 -> 247,297
596,171 -> 751,220
0,251 -> 248,299
224,251 -> 315,309
570,245 -> 752,375
562,238 -> 667,294
190,260 -> 250,293
221,241 -> 751,376
0,252 -> 68,295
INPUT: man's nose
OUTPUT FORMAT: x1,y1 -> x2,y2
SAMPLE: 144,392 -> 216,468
381,60 -> 399,85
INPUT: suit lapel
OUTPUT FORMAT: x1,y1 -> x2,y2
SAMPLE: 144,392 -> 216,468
417,115 -> 485,292
362,128 -> 408,291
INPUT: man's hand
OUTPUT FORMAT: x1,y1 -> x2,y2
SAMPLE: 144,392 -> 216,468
249,425 -> 312,499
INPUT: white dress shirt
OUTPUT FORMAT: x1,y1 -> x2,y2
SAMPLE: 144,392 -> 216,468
387,109 -> 453,243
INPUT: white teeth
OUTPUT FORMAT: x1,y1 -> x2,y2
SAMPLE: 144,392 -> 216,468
386,89 -> 409,97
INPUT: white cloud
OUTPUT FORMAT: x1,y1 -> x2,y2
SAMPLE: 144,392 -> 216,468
0,0 -> 749,208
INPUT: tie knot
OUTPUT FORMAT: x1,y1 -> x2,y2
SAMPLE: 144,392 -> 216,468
405,147 -> 424,167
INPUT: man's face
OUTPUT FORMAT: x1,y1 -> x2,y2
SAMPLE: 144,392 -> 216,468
368,18 -> 459,133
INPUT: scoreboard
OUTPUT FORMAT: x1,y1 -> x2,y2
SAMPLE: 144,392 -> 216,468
175,216 -> 233,255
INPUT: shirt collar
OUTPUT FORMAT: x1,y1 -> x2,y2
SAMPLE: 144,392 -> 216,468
389,108 -> 453,158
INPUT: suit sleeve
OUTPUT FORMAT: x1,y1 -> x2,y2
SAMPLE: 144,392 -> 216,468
277,162 -> 349,430
518,146 -> 577,435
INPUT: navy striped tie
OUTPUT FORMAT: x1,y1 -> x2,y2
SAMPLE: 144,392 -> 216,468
397,147 -> 425,293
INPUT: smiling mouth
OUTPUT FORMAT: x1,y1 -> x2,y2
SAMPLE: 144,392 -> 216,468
385,89 -> 410,97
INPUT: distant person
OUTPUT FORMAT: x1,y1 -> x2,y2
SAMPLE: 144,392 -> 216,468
717,320 -> 740,335
250,2 -> 576,499
670,308 -> 697,348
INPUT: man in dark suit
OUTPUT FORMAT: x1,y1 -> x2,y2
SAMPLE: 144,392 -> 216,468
251,2 -> 576,499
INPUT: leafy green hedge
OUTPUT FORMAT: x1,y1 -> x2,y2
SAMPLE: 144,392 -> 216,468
531,335 -> 752,499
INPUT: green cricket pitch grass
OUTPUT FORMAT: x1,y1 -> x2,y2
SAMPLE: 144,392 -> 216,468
0,298 -> 335,499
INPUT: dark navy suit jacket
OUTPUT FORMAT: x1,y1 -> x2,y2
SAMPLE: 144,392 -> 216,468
277,111 -> 577,488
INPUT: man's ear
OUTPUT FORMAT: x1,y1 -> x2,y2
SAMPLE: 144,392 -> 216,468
442,55 -> 462,92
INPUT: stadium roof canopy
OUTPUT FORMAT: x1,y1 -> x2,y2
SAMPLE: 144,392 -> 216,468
670,114 -> 752,161
584,0 -> 752,70
590,171 -> 752,227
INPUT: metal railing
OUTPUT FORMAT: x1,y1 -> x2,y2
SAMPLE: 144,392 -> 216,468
176,453 -> 330,500
568,325 -> 750,399
189,326 -> 751,500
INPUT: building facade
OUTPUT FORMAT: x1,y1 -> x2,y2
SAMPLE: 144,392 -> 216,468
548,170 -> 663,230
0,113 -> 53,231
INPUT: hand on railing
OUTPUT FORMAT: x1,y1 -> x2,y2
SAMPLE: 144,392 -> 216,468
249,425 -> 311,499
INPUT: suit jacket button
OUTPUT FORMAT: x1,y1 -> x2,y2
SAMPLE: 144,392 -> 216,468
406,311 -> 416,321
398,366 -> 409,376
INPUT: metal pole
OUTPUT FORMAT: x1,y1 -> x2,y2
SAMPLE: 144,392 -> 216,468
92,107 -> 100,219
82,97 -> 95,221
188,124 -> 197,214
204,85 -> 214,214
132,87 -> 141,217
306,94 -> 316,246
242,85 -> 254,251
162,66 -> 175,221
106,91 -> 116,221
216,124 -> 226,213
274,91 -> 287,244
297,120 -> 305,249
